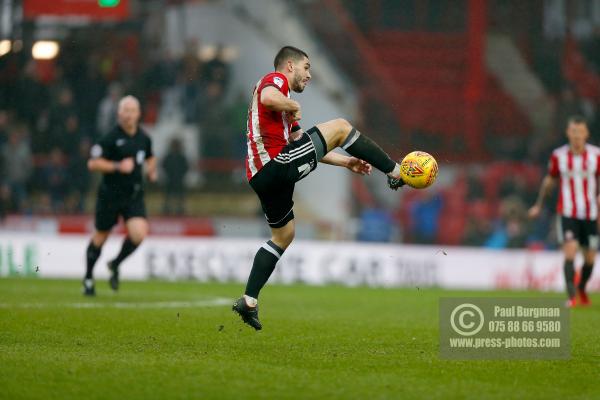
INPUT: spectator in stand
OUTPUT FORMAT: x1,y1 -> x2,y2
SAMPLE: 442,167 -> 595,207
198,82 -> 228,185
42,147 -> 68,213
357,208 -> 394,242
198,82 -> 227,156
499,174 -> 537,207
67,138 -> 92,213
465,169 -> 484,200
162,138 -> 189,215
180,39 -> 204,124
97,82 -> 123,136
203,44 -> 230,95
409,190 -> 443,244
226,91 -> 250,160
1,127 -> 32,212
485,195 -> 528,249
145,51 -> 180,119
463,216 -> 492,247
48,87 -> 77,133
15,60 -> 49,129
59,114 -> 84,158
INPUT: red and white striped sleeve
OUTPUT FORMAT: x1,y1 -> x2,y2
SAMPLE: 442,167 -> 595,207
548,152 -> 559,177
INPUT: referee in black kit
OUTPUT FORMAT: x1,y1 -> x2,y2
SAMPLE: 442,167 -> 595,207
83,95 -> 157,296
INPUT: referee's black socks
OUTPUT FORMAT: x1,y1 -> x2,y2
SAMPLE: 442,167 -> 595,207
341,128 -> 400,177
85,241 -> 102,279
244,240 -> 285,303
111,237 -> 139,268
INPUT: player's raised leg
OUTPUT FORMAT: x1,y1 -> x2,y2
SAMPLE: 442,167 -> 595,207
314,118 -> 403,189
233,220 -> 295,330
83,230 -> 109,296
108,217 -> 148,292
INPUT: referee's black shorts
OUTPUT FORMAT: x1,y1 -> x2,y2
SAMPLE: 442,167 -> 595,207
557,216 -> 599,249
249,127 -> 327,229
95,184 -> 147,231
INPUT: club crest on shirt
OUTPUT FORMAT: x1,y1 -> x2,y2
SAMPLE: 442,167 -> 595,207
273,77 -> 284,88
136,150 -> 146,165
90,144 -> 102,158
116,139 -> 126,146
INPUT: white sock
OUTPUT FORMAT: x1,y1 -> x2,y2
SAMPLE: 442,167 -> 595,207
243,294 -> 258,307
386,163 -> 401,179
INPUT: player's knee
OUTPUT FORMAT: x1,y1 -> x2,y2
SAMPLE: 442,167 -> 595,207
129,227 -> 148,244
334,118 -> 352,137
273,228 -> 295,249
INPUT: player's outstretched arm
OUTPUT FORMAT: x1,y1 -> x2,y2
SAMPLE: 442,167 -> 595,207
321,152 -> 372,175
528,174 -> 557,219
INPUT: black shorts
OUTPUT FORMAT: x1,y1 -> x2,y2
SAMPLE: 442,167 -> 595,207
249,127 -> 327,228
557,216 -> 599,248
95,184 -> 147,231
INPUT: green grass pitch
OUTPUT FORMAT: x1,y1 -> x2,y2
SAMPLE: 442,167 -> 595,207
0,278 -> 598,399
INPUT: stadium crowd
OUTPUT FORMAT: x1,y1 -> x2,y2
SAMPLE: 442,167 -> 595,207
0,30 -> 238,217
400,30 -> 600,249
2,15 -> 600,250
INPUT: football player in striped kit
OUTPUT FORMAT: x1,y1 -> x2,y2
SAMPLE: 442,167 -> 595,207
529,116 -> 599,307
232,46 -> 405,329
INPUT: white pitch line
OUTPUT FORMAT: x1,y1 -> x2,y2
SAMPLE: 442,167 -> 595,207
0,297 -> 232,309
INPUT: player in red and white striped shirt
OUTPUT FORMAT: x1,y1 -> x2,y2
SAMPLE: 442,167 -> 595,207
245,70 -> 303,181
529,116 -> 598,307
233,46 -> 407,330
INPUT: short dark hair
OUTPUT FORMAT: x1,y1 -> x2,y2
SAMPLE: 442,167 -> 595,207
568,115 -> 588,126
273,46 -> 309,70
